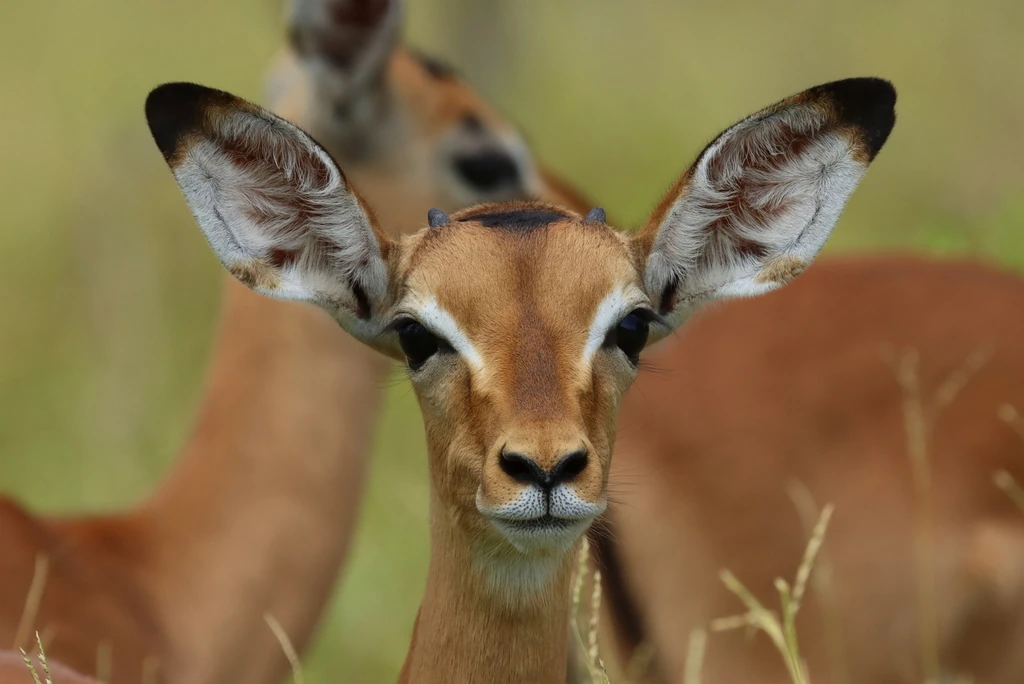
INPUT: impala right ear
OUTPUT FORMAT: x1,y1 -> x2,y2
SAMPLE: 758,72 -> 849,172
634,77 -> 897,337
145,82 -> 397,346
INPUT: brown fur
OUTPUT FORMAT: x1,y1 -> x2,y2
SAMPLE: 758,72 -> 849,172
397,499 -> 579,683
756,255 -> 807,285
600,255 -> 1024,683
398,207 -> 635,506
228,261 -> 281,291
362,201 -> 647,683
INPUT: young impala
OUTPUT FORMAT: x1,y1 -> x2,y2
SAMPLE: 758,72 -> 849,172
142,76 -> 895,681
0,2 -> 588,682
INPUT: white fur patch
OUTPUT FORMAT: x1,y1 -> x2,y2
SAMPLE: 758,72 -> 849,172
550,485 -> 606,521
476,485 -> 545,521
415,298 -> 484,370
582,286 -> 650,368
476,484 -> 604,559
476,553 -> 564,598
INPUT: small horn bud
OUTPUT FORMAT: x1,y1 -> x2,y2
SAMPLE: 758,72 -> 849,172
427,208 -> 450,228
585,207 -> 606,223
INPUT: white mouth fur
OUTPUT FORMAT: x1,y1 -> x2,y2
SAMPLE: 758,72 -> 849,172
477,485 -> 606,554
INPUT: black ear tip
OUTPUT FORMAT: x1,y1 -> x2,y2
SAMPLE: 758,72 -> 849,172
819,77 -> 897,159
145,82 -> 226,163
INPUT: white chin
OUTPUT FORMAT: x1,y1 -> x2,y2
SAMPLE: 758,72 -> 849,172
490,517 -> 593,555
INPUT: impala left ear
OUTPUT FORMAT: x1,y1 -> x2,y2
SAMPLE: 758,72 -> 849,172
145,82 -> 399,351
633,77 -> 896,336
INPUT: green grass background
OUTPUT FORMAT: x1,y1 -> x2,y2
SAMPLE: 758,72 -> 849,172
0,0 -> 1022,680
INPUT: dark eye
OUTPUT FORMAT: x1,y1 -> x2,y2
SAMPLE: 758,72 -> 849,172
607,310 -> 651,364
452,151 -> 521,192
397,321 -> 440,370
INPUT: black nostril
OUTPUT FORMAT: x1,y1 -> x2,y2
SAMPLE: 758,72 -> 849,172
452,151 -> 521,192
499,449 -> 588,490
499,450 -> 546,486
550,450 -> 589,486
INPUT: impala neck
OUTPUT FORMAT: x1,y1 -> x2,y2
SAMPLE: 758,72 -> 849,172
136,278 -> 389,684
399,493 -> 576,684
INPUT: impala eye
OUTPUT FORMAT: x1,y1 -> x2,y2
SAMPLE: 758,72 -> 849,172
605,310 -> 651,364
452,151 -> 521,192
396,320 -> 440,370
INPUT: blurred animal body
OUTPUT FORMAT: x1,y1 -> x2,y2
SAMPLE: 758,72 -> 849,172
599,255 -> 1024,684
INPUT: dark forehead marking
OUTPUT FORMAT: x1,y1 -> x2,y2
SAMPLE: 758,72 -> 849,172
407,47 -> 458,80
459,207 -> 573,232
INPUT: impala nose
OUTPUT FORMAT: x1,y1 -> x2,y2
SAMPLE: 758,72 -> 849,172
498,448 -> 590,491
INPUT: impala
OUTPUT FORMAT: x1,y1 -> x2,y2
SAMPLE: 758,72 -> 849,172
600,255 -> 1024,684
142,76 -> 896,682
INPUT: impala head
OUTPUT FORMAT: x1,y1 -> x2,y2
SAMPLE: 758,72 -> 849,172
145,77 -> 895,577
267,0 -> 541,211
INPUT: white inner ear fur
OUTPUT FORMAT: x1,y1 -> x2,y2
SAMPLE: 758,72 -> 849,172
646,110 -> 867,320
173,109 -> 389,323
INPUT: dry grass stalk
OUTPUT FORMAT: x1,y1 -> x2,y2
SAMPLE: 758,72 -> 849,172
711,504 -> 834,684
573,536 -> 590,619
20,632 -> 53,684
787,481 -> 848,684
998,403 -> 1024,443
141,656 -> 160,684
623,642 -> 656,684
889,346 -> 991,684
682,629 -> 707,684
264,613 -> 305,684
994,470 -> 1024,513
34,628 -> 56,657
892,349 -> 939,684
570,537 -> 611,684
95,641 -> 112,684
996,404 -> 1024,513
588,569 -> 603,666
14,554 -> 49,651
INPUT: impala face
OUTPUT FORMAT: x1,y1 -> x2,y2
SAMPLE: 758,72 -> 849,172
394,205 -> 653,555
145,76 -> 895,571
268,1 -> 542,211
390,51 -> 542,207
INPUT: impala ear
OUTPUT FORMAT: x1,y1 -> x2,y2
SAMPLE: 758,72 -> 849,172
265,0 -> 403,140
145,82 -> 398,348
634,77 -> 896,336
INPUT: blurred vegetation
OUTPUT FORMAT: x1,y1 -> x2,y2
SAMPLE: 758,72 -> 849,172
0,0 -> 1022,681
